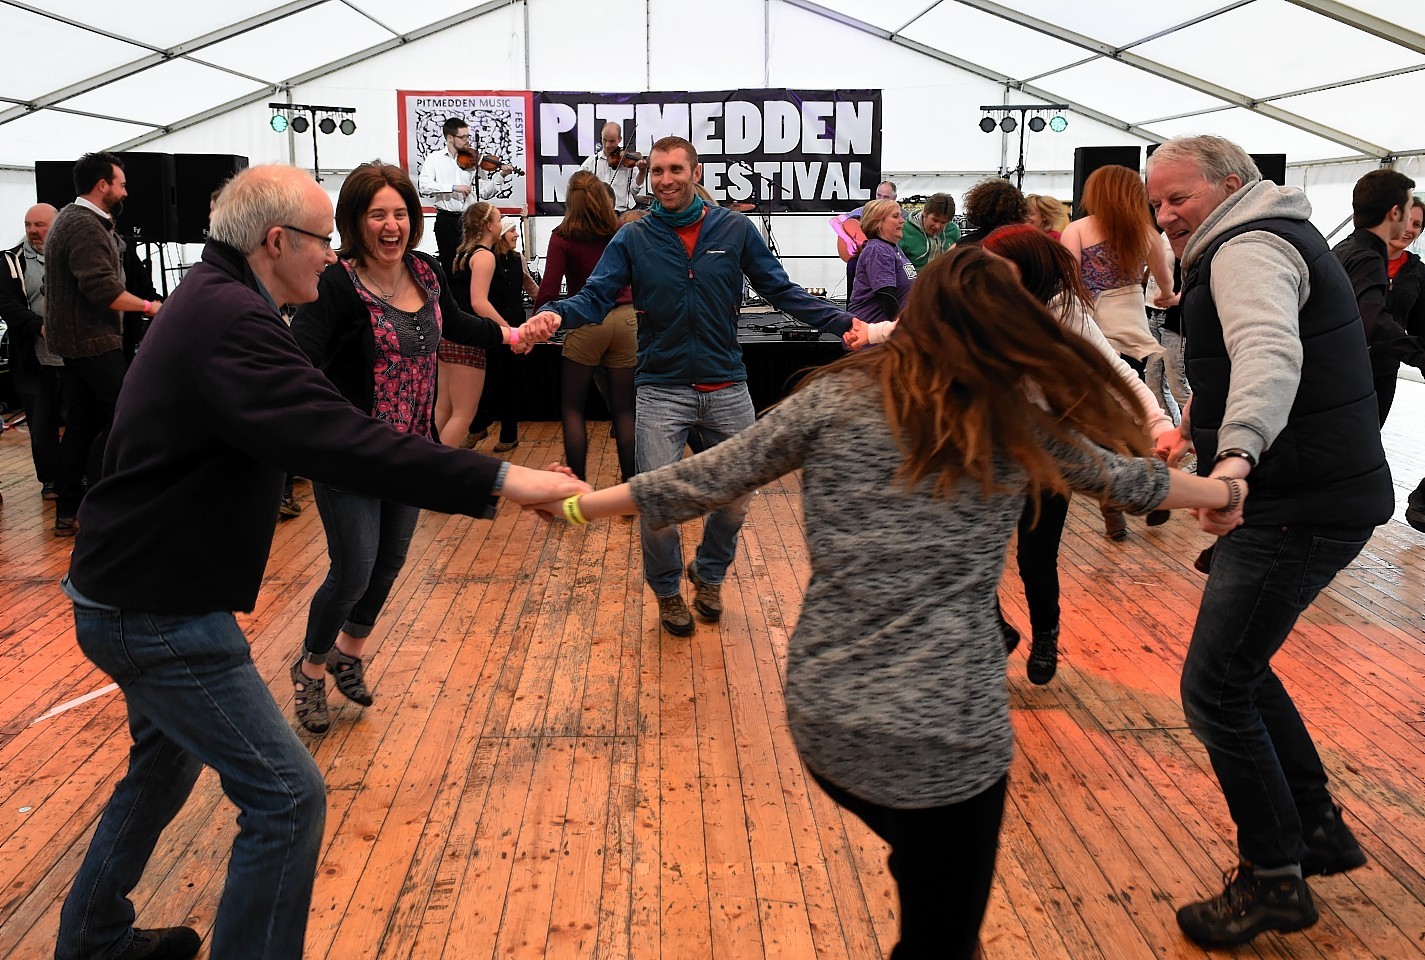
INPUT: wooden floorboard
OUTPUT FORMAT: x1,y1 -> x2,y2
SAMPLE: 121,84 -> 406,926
2,381 -> 1425,959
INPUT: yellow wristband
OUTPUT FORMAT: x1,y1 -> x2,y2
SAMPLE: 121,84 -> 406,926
562,495 -> 588,526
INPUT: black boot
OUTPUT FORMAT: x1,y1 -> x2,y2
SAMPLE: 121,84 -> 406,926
995,598 -> 1020,653
1027,627 -> 1058,685
1176,864 -> 1318,948
1301,803 -> 1367,876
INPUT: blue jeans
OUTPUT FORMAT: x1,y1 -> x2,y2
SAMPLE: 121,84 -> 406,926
635,383 -> 754,597
58,607 -> 325,960
303,485 -> 420,662
1180,524 -> 1371,867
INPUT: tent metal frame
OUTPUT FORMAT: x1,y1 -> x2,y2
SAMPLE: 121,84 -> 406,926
0,0 -> 1418,169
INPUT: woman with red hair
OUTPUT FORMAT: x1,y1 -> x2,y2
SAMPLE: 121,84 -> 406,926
1060,164 -> 1176,539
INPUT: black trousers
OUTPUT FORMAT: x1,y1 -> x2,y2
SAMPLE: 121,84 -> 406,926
813,771 -> 1007,960
13,363 -> 63,485
56,349 -> 127,517
433,211 -> 461,279
1015,490 -> 1072,635
1373,368 -> 1398,426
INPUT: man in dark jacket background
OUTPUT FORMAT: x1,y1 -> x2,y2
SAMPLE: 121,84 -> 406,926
533,135 -> 855,635
1331,167 -> 1425,425
0,203 -> 61,498
43,152 -> 160,536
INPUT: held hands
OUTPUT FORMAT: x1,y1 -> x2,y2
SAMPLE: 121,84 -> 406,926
1153,290 -> 1180,309
842,317 -> 871,351
511,312 -> 561,354
499,462 -> 590,507
1157,429 -> 1192,467
1194,464 -> 1249,535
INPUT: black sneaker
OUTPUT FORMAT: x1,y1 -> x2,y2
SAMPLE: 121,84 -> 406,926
685,562 -> 723,623
657,594 -> 695,636
114,926 -> 201,959
1301,804 -> 1367,876
1176,865 -> 1318,948
1406,500 -> 1425,533
1027,628 -> 1059,685
41,482 -> 58,501
54,514 -> 78,538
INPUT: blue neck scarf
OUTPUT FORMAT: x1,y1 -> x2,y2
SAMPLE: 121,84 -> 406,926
649,194 -> 706,228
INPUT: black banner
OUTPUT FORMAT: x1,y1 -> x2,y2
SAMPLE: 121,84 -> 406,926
533,89 -> 882,215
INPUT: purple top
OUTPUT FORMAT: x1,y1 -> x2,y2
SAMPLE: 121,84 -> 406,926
848,238 -> 917,325
1080,241 -> 1142,297
346,256 -> 440,437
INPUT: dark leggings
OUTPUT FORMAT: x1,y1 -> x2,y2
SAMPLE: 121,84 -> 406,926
1014,490 -> 1071,635
561,359 -> 635,481
814,771 -> 1007,960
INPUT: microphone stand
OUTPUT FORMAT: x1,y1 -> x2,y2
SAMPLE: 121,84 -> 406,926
733,161 -> 789,260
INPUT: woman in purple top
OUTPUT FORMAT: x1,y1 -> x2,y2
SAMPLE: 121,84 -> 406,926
535,170 -> 637,481
848,199 -> 917,326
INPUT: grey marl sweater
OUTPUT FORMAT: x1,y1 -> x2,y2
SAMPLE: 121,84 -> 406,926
629,371 -> 1171,808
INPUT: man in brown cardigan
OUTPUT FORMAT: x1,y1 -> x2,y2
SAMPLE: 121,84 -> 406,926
43,152 -> 160,536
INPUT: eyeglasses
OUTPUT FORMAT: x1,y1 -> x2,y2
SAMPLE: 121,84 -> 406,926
281,224 -> 333,247
452,133 -> 471,142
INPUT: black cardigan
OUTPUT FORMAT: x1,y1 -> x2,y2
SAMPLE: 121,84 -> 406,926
69,241 -> 506,614
291,251 -> 506,414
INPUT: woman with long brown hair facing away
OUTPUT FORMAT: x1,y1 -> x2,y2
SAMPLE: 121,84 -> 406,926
530,247 -> 1244,960
534,170 -> 636,481
1060,163 -> 1177,540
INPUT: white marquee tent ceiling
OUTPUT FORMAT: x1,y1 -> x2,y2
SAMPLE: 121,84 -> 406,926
1,0 -> 1420,171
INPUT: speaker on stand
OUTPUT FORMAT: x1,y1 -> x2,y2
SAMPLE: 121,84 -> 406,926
1071,146 -> 1143,216
174,153 -> 249,244
1250,153 -> 1288,186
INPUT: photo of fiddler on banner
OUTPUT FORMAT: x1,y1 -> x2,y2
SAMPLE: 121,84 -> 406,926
530,89 -> 884,215
397,90 -> 536,216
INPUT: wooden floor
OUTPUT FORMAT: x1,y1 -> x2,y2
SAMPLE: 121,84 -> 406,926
1,382 -> 1423,960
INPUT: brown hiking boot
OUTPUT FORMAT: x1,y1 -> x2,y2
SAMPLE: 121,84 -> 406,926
685,562 -> 723,623
657,594 -> 694,636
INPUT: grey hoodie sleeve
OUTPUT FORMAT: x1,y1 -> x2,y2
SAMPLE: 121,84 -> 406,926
1207,232 -> 1310,459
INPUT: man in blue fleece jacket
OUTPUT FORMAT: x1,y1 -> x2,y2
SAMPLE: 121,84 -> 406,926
533,135 -> 855,634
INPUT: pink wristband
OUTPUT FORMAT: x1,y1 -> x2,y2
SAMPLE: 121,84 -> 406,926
509,326 -> 521,346
142,300 -> 151,315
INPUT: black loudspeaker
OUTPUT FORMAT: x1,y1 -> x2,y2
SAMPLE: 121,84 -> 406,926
1250,153 -> 1287,186
113,152 -> 179,243
174,154 -> 249,243
35,160 -> 74,210
1072,146 -> 1143,217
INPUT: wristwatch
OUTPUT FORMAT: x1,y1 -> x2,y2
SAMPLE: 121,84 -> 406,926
1214,447 -> 1257,468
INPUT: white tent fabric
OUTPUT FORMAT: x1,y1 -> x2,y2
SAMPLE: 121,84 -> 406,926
1,0 -> 1420,291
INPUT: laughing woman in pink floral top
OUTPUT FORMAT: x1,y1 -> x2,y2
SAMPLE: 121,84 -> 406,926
288,161 -> 535,734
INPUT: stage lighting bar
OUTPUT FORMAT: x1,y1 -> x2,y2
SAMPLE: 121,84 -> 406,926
266,102 -> 357,137
976,103 -> 1069,135
266,102 -> 358,182
975,103 -> 1071,189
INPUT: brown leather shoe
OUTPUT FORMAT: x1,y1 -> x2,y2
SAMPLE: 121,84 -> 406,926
685,562 -> 723,623
657,594 -> 694,636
